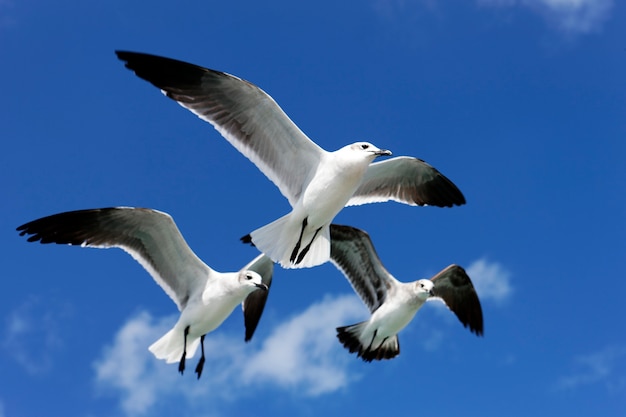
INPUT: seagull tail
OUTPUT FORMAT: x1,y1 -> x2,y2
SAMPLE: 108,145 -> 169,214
149,327 -> 201,364
336,322 -> 400,362
249,215 -> 330,269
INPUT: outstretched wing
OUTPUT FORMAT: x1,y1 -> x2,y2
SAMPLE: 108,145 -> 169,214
329,224 -> 397,313
116,51 -> 324,206
16,207 -> 211,311
429,264 -> 484,336
347,156 -> 466,207
241,254 -> 274,342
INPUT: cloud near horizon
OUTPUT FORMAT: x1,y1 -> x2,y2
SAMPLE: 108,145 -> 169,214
92,258 -> 512,416
93,294 -> 366,416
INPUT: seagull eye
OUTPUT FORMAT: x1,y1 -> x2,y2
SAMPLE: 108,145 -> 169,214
246,274 -> 253,280
360,144 -> 369,150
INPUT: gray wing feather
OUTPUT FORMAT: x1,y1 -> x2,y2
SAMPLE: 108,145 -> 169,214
347,156 -> 466,207
429,264 -> 484,336
241,254 -> 274,342
116,51 -> 324,206
329,224 -> 396,312
16,207 -> 212,311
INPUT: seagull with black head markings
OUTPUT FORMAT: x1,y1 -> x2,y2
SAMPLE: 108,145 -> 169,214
115,51 -> 466,269
16,207 -> 273,379
329,224 -> 483,362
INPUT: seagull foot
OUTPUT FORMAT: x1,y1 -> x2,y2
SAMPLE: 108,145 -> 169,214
195,356 -> 205,379
178,352 -> 186,375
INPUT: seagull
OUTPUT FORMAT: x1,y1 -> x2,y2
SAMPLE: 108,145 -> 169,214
16,207 -> 273,379
115,51 -> 466,269
329,224 -> 483,362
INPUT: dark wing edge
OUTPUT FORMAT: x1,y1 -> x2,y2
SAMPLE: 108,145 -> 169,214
17,207 -> 122,246
329,224 -> 394,313
16,207 -> 210,311
241,254 -> 274,342
115,50 -> 322,206
348,156 -> 466,208
430,264 -> 484,336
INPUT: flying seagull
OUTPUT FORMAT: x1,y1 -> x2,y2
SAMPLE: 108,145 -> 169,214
115,51 -> 466,269
329,224 -> 483,362
16,207 -> 273,379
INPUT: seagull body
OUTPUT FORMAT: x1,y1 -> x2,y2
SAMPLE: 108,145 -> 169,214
17,207 -> 273,378
330,224 -> 483,362
244,141 -> 391,268
116,51 -> 466,269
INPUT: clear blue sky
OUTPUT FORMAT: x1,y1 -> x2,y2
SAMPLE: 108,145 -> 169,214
2,1 -> 625,416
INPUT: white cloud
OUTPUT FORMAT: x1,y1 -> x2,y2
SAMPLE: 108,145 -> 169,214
93,294 -> 366,416
555,345 -> 626,392
93,312 -> 176,415
2,296 -> 72,375
242,294 -> 366,395
478,0 -> 613,34
466,258 -> 513,303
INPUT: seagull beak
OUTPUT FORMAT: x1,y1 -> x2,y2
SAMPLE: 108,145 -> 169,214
429,290 -> 435,297
255,283 -> 269,291
374,149 -> 392,156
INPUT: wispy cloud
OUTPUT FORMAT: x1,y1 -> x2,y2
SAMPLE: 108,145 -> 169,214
1,296 -> 72,375
555,345 -> 626,393
372,0 -> 613,35
478,0 -> 614,34
466,258 -> 513,304
93,294 -> 365,416
241,294 -> 365,395
93,312 -> 176,415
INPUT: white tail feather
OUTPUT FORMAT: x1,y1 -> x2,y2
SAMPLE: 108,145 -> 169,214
250,215 -> 331,269
149,327 -> 201,364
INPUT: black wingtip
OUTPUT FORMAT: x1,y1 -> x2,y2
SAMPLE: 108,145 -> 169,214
243,287 -> 270,342
240,234 -> 254,246
115,50 -> 211,91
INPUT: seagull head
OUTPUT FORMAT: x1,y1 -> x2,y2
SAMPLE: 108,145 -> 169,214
349,142 -> 392,159
415,279 -> 434,299
240,271 -> 268,291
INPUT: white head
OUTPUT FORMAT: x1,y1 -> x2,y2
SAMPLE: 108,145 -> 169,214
238,270 -> 268,293
342,142 -> 392,162
414,279 -> 434,300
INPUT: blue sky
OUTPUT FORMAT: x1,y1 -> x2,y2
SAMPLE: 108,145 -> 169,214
2,0 -> 625,416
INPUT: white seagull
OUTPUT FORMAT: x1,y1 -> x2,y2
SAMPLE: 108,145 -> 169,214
329,224 -> 483,362
115,51 -> 466,269
17,207 -> 273,379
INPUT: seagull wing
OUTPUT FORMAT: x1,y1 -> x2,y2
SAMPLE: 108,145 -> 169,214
241,254 -> 274,342
428,264 -> 484,336
329,224 -> 397,313
116,51 -> 325,206
347,156 -> 466,207
16,207 -> 212,311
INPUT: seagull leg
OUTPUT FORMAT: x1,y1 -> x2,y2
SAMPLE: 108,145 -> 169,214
295,226 -> 322,265
195,335 -> 206,379
178,325 -> 190,375
289,217 -> 308,263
